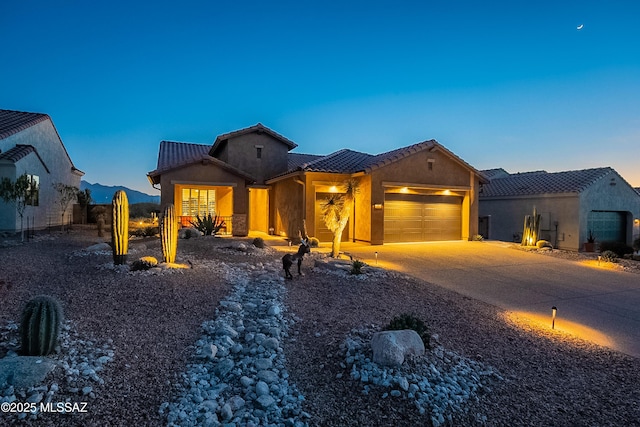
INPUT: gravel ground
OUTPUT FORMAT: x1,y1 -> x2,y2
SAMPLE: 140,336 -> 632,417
1,228 -> 640,426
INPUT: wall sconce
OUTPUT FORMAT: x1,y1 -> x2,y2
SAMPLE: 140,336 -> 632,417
551,306 -> 557,329
373,203 -> 383,210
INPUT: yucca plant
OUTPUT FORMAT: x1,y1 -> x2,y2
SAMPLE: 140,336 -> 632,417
20,295 -> 63,356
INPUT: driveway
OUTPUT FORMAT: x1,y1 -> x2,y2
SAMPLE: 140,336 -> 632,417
338,240 -> 640,358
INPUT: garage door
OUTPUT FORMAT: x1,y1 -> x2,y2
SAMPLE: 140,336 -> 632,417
384,194 -> 462,243
587,211 -> 626,243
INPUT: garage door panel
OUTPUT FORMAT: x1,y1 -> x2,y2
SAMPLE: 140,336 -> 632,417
384,195 -> 462,243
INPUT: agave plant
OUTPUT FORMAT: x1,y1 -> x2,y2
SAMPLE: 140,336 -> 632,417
190,213 -> 226,236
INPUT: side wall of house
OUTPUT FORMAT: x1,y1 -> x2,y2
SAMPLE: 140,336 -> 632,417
579,171 -> 640,247
0,120 -> 81,232
224,133 -> 290,185
479,195 -> 581,250
270,177 -> 304,240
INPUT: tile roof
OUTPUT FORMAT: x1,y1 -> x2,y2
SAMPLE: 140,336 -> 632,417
299,149 -> 374,173
287,153 -> 323,170
148,140 -> 255,184
480,167 -> 615,197
0,109 -> 50,140
480,168 -> 509,179
0,144 -> 51,173
210,123 -> 298,156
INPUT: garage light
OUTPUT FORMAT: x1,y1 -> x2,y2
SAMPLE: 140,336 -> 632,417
400,187 -> 409,193
443,190 -> 451,195
329,186 -> 338,193
373,203 -> 383,210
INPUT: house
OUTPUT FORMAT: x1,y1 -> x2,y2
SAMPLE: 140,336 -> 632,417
478,167 -> 640,251
147,123 -> 486,245
0,109 -> 84,233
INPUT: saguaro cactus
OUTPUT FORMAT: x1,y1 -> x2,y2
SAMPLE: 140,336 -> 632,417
111,190 -> 129,265
20,295 -> 63,356
161,203 -> 178,263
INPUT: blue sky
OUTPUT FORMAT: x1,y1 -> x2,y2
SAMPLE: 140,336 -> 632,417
2,0 -> 639,194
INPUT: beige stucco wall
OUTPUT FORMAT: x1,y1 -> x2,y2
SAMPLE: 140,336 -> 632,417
479,195 -> 581,250
220,133 -> 290,185
270,177 -> 304,240
249,188 -> 269,233
0,119 -> 82,232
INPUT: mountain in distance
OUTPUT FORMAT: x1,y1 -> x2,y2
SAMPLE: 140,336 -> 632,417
81,180 -> 160,205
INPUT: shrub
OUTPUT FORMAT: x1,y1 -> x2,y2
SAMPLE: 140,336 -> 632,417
190,213 -> 225,236
472,234 -> 484,241
600,250 -> 618,263
131,256 -> 158,271
633,237 -> 640,253
308,237 -> 319,248
350,259 -> 365,275
536,240 -> 553,249
252,237 -> 265,248
20,295 -> 63,356
599,241 -> 633,258
385,313 -> 430,349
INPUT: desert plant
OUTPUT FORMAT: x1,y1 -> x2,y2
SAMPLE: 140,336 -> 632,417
0,173 -> 33,242
111,190 -> 129,265
599,241 -> 633,258
536,240 -> 553,249
633,237 -> 640,253
472,234 -> 484,241
350,259 -> 365,275
322,179 -> 360,258
521,207 -> 541,246
308,237 -> 319,247
20,295 -> 63,356
53,182 -> 79,231
130,256 -> 159,271
600,250 -> 619,263
252,237 -> 265,248
190,213 -> 226,236
587,230 -> 596,243
385,313 -> 430,349
161,204 -> 178,263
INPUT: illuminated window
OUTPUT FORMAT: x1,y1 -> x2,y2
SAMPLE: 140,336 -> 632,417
181,188 -> 216,217
27,175 -> 39,206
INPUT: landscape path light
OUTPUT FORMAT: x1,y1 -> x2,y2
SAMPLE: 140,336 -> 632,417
375,251 -> 378,265
551,306 -> 557,329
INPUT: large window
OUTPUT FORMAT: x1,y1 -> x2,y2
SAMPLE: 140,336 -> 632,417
181,188 -> 216,217
27,175 -> 39,206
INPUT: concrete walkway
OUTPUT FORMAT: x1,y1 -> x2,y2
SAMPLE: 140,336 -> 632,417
330,240 -> 640,358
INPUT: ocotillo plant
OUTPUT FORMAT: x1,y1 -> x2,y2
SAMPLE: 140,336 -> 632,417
20,295 -> 63,356
161,203 -> 178,263
111,190 -> 129,265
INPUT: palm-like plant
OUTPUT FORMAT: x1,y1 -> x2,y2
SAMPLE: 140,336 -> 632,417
322,179 -> 359,257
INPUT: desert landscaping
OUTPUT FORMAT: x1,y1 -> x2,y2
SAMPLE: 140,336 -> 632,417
1,227 -> 640,427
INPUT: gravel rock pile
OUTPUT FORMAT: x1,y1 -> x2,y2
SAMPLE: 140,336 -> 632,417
0,320 -> 114,422
342,326 -> 498,426
160,260 -> 308,426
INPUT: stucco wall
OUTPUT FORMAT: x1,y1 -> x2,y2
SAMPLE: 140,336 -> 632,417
271,177 -> 304,239
579,171 -> 640,246
479,195 -> 581,250
0,120 -> 82,232
224,133 -> 289,185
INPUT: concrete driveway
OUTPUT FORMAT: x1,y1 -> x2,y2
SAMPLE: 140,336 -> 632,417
337,240 -> 640,358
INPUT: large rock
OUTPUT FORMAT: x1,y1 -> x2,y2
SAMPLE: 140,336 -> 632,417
0,356 -> 56,389
371,330 -> 425,367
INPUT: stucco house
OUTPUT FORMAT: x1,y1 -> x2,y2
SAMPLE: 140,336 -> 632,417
478,168 -> 640,251
148,123 -> 486,245
0,109 -> 84,233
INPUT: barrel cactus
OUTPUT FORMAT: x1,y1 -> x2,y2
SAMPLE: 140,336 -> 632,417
161,203 -> 178,263
111,190 -> 129,265
20,295 -> 63,356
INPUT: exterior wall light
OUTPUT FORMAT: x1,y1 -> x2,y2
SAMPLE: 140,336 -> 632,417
373,203 -> 383,210
551,306 -> 557,329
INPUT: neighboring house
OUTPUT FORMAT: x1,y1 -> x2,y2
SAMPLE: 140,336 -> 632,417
478,167 -> 640,251
148,123 -> 486,244
0,109 -> 84,232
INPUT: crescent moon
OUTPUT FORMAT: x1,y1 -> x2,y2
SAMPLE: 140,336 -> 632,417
577,24 -> 584,30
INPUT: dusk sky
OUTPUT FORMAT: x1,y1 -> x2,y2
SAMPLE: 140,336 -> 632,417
2,1 -> 639,194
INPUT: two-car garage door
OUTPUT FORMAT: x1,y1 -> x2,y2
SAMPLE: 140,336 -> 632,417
384,194 -> 462,243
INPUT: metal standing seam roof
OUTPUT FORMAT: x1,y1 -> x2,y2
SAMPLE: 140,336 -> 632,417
479,167 -> 615,197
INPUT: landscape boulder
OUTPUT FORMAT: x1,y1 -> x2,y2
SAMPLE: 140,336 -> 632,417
371,330 -> 425,367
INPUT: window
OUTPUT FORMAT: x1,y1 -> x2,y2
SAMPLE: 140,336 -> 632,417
181,188 -> 216,217
255,145 -> 264,159
27,175 -> 39,206
427,159 -> 435,171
